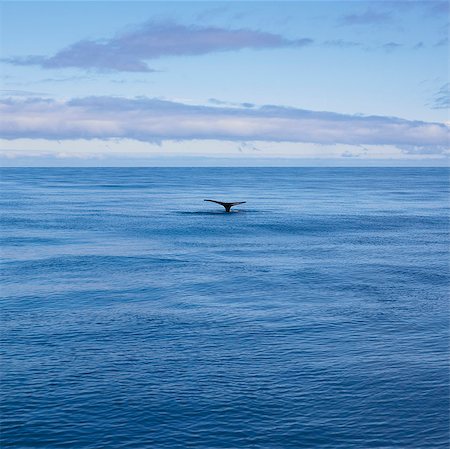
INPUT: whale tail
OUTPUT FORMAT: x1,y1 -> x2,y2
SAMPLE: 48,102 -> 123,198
204,199 -> 246,212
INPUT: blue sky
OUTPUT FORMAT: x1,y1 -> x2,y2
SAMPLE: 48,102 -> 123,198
1,0 -> 448,166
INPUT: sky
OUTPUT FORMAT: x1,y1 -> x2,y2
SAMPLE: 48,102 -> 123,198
0,0 -> 449,166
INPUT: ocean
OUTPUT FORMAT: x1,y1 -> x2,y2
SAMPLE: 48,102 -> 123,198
1,167 -> 448,448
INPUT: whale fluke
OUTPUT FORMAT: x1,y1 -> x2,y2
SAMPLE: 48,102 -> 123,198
204,199 -> 246,212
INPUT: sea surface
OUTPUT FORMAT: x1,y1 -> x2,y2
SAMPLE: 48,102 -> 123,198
1,167 -> 449,449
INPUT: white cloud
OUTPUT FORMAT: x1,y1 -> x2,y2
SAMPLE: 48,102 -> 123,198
1,96 -> 448,154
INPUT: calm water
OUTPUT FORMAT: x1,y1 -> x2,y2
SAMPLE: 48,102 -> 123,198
1,168 -> 449,449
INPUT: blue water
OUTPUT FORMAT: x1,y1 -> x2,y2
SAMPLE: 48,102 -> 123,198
1,168 -> 449,449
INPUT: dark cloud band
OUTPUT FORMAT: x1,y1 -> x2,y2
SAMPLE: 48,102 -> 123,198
3,22 -> 313,72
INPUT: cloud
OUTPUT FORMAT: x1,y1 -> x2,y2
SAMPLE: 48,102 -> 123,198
237,142 -> 262,153
208,98 -> 255,108
322,40 -> 413,53
3,22 -> 313,72
341,150 -> 360,158
435,37 -> 449,47
342,1 -> 448,23
1,96 -> 448,153
430,83 -> 450,110
323,39 -> 362,49
0,89 -> 48,97
397,144 -> 449,155
339,8 -> 392,26
428,1 -> 449,16
37,76 -> 93,83
382,42 -> 402,52
381,0 -> 448,15
195,6 -> 230,21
